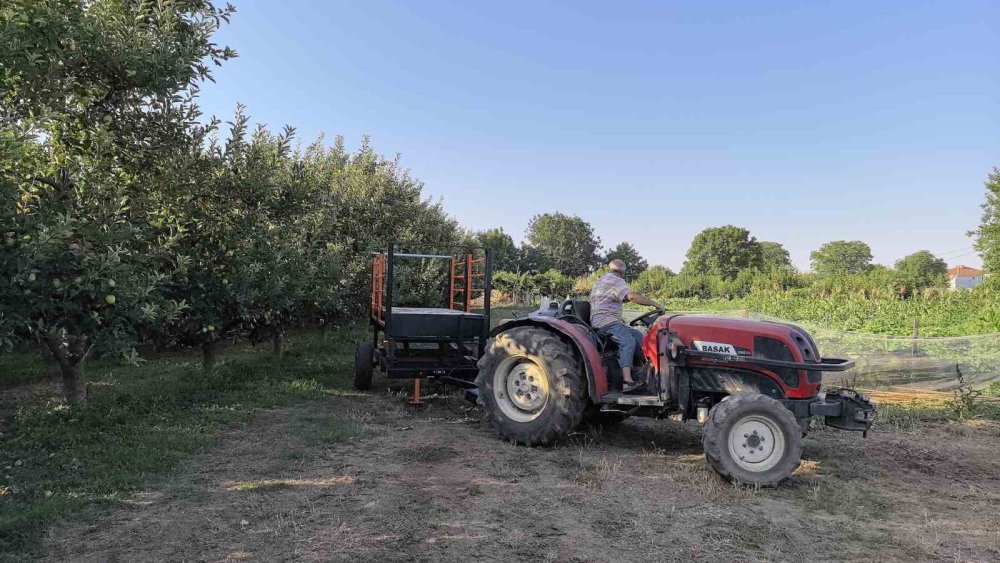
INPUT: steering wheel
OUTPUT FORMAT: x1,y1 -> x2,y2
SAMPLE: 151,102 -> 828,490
629,308 -> 664,327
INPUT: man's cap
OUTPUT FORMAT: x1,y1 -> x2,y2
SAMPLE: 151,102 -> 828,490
609,259 -> 627,273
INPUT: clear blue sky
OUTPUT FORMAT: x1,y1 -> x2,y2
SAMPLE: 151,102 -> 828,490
198,0 -> 998,271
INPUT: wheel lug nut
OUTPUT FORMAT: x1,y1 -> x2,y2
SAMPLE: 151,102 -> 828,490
744,434 -> 748,438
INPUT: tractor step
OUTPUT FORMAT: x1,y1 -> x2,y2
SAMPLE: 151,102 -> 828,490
601,392 -> 664,406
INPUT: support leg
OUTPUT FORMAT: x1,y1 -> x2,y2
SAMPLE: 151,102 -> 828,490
410,378 -> 423,405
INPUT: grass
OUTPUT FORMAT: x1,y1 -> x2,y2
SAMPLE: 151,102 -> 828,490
873,394 -> 1000,430
294,406 -> 365,445
0,348 -> 52,388
0,324 -> 365,560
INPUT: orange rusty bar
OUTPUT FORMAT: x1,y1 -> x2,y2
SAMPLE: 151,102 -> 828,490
464,254 -> 472,312
371,254 -> 380,322
449,257 -> 456,309
410,378 -> 422,405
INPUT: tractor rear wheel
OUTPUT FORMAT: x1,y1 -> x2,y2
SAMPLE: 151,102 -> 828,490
476,326 -> 587,445
353,342 -> 375,390
702,393 -> 801,487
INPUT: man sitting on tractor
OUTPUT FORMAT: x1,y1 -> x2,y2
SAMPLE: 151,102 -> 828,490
589,259 -> 665,392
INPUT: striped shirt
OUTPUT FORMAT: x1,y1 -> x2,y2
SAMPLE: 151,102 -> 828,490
589,273 -> 631,328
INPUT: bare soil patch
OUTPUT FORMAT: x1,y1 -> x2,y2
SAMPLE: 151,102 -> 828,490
46,386 -> 1000,562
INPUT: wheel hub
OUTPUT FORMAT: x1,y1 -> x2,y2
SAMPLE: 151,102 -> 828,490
493,357 -> 550,423
727,415 -> 785,473
505,364 -> 545,411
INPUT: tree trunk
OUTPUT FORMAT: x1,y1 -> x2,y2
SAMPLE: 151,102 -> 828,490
203,341 -> 218,372
272,332 -> 284,356
61,361 -> 87,403
42,334 -> 89,403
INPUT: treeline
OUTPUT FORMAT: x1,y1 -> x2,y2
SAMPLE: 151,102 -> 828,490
481,220 -> 1000,335
480,218 -> 995,303
1,2 -> 467,401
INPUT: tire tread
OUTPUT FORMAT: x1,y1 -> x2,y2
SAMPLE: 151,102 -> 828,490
702,393 -> 802,487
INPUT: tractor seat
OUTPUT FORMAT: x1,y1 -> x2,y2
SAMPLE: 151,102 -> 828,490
559,300 -> 592,326
559,300 -> 624,362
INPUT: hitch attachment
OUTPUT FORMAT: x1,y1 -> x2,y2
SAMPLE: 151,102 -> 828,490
821,388 -> 876,436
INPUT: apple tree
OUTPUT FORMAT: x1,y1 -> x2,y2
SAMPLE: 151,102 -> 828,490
0,0 -> 234,400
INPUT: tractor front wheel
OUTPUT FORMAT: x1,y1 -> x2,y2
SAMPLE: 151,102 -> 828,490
353,342 -> 375,390
476,327 -> 587,445
702,393 -> 802,487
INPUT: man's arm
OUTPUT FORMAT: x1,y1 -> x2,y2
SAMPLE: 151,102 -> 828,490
627,291 -> 664,310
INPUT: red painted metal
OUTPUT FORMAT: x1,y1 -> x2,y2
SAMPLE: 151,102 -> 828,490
643,315 -> 821,399
495,311 -> 834,403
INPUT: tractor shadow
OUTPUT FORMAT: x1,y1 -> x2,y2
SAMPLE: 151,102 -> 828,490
571,416 -> 706,456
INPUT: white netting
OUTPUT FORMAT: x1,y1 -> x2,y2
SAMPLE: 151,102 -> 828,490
670,309 -> 999,392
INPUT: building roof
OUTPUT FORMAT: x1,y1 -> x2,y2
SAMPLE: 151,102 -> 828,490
948,265 -> 982,278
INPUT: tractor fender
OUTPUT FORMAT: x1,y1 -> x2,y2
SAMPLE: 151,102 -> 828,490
489,317 -> 608,401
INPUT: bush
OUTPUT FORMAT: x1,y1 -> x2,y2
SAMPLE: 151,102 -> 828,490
492,269 -> 575,304
633,266 -> 674,294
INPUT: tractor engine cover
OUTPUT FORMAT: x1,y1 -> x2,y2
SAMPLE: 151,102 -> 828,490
644,315 -> 827,400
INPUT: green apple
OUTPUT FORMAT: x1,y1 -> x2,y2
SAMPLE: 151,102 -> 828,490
27,273 -> 36,282
108,280 -> 116,288
207,325 -> 216,332
104,294 -> 116,305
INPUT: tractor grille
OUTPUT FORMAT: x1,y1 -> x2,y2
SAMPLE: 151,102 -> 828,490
753,336 -> 799,388
791,332 -> 823,384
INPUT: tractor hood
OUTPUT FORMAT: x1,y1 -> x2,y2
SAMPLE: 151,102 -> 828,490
652,315 -> 819,360
647,314 -> 837,398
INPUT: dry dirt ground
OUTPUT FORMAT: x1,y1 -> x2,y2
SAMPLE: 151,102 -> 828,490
46,383 -> 1000,562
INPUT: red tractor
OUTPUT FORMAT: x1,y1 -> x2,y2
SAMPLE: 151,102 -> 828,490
475,300 -> 875,486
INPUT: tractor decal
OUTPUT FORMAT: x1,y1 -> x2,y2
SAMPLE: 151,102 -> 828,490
693,341 -> 738,356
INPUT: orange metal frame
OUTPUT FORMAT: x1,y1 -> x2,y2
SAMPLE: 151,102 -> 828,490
371,253 -> 386,325
370,251 -> 487,324
449,254 -> 487,312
